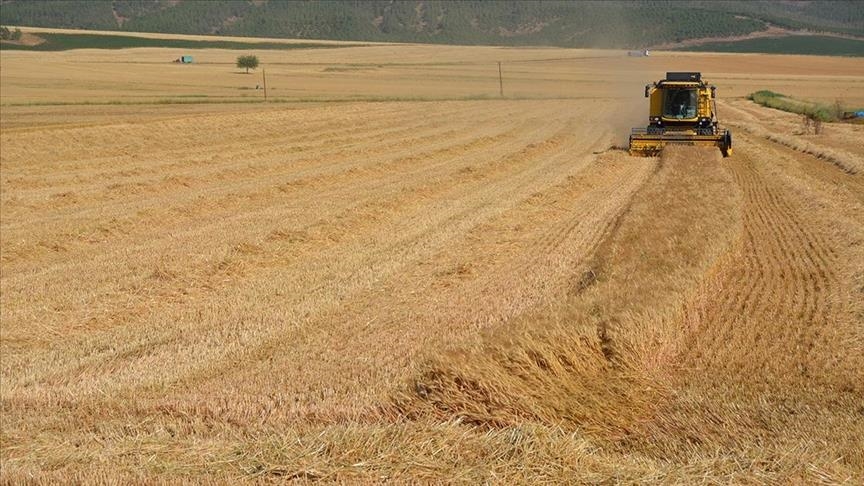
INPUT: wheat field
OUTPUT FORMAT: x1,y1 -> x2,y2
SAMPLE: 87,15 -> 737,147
1,39 -> 864,482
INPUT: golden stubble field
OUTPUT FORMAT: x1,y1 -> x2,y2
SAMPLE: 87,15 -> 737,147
1,36 -> 864,482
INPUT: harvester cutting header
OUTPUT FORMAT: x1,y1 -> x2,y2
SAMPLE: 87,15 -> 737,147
629,72 -> 732,157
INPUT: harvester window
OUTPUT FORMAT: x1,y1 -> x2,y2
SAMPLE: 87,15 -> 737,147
663,89 -> 697,119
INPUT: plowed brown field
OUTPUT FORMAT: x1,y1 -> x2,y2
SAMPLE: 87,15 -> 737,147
1,41 -> 863,483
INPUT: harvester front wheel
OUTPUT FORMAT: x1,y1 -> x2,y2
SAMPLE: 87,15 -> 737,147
721,130 -> 733,157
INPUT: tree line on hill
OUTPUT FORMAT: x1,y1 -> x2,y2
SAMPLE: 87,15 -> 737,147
0,0 -> 861,48
0,25 -> 22,41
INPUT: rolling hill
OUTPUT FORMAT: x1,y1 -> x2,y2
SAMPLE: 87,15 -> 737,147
1,0 -> 862,48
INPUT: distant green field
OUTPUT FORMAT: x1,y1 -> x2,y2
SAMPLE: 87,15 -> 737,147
747,90 -> 863,122
0,33 -> 355,51
678,35 -> 864,57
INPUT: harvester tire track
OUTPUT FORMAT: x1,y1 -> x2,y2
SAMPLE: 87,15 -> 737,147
686,130 -> 841,380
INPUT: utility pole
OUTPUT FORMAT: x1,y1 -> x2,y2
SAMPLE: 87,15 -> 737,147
263,68 -> 268,102
498,61 -> 503,97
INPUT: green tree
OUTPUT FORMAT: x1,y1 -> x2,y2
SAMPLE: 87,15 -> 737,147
236,54 -> 259,73
1,26 -> 23,41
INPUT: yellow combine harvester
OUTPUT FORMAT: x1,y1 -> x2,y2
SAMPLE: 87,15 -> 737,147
629,72 -> 732,157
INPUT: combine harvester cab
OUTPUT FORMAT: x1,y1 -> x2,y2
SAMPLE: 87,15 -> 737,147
630,72 -> 732,157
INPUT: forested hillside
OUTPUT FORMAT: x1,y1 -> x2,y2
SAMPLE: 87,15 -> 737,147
1,0 -> 862,48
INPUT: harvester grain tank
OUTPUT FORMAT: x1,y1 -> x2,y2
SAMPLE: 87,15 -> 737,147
629,72 -> 732,157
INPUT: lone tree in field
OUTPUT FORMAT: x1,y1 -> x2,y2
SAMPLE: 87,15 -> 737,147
237,55 -> 259,73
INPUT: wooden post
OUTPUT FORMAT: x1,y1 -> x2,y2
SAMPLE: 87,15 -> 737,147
498,61 -> 503,97
263,68 -> 268,102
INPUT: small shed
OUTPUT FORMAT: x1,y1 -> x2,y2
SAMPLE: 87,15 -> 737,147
180,55 -> 194,64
